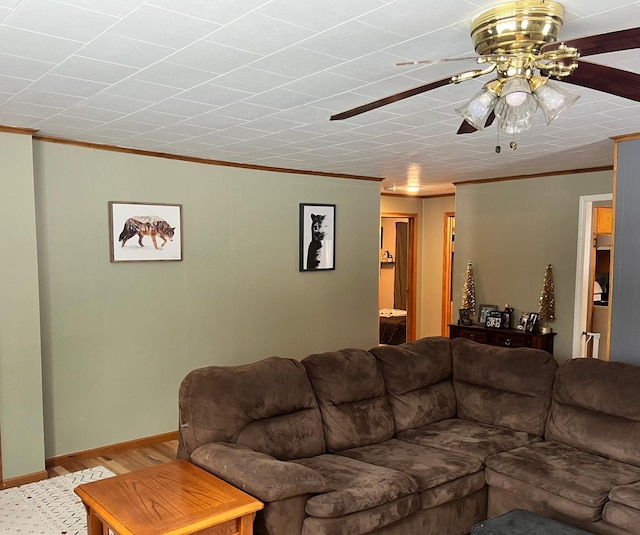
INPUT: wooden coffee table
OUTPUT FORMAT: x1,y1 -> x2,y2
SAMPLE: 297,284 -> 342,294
74,459 -> 263,535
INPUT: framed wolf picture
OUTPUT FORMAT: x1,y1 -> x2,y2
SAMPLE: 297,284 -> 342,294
299,203 -> 335,271
109,201 -> 182,262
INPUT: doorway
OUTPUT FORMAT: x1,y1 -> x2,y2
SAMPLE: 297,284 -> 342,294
379,213 -> 417,344
572,194 -> 613,359
441,212 -> 455,335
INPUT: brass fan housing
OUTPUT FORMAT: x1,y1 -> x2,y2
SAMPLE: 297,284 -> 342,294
471,0 -> 565,56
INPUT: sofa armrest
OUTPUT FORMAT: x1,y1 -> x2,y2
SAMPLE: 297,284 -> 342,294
190,442 -> 329,502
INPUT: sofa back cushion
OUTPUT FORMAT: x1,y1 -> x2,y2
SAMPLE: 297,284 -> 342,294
179,356 -> 325,460
370,337 -> 456,432
546,358 -> 640,466
452,338 -> 558,436
302,348 -> 395,452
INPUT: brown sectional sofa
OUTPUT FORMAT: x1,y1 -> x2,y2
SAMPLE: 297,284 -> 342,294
177,337 -> 640,535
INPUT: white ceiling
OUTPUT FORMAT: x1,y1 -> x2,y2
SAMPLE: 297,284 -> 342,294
1,0 -> 639,195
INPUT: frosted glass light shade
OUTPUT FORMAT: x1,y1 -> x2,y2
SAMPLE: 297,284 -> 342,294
455,88 -> 498,130
534,80 -> 580,124
495,78 -> 538,124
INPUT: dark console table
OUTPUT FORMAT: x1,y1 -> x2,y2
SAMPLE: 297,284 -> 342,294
449,323 -> 556,355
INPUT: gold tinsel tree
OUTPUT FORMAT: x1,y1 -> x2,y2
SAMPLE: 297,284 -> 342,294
538,264 -> 556,325
461,261 -> 477,317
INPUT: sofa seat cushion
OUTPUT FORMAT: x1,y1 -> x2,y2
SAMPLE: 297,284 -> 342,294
603,481 -> 640,530
337,438 -> 484,510
485,441 -> 640,521
293,454 -> 417,518
398,418 -> 542,462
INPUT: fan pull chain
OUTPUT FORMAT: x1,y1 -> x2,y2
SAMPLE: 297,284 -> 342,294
495,128 -> 501,153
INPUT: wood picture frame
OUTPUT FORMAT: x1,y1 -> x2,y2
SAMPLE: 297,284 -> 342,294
109,201 -> 182,262
299,203 -> 335,271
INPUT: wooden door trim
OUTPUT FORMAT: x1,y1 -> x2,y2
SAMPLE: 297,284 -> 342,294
441,212 -> 455,336
381,212 -> 418,341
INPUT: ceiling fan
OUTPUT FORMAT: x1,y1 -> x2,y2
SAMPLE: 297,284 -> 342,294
330,0 -> 640,136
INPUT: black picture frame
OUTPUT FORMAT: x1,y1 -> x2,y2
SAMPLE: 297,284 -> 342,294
299,203 -> 336,271
516,313 -> 529,331
485,310 -> 503,329
526,312 -> 540,333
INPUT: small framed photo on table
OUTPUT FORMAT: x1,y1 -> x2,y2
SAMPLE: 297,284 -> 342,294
485,311 -> 503,329
526,312 -> 540,333
478,304 -> 498,326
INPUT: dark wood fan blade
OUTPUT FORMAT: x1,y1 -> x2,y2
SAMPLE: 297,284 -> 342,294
542,26 -> 640,57
555,60 -> 640,102
330,76 -> 455,121
456,111 -> 496,135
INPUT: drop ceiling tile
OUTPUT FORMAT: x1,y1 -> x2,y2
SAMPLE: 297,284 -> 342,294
167,41 -> 262,75
182,112 -> 243,129
4,0 -> 117,42
256,0 -> 380,32
57,0 -> 146,17
105,78 -> 182,102
29,74 -> 108,97
243,116 -> 305,133
250,46 -> 343,79
272,105 -> 333,123
211,67 -> 295,94
109,4 -> 219,48
36,114 -> 103,130
158,123 -> 214,137
148,97 -> 213,117
242,87 -> 316,109
206,12 -> 313,55
0,53 -> 54,79
52,56 -> 138,84
62,105 -> 126,122
178,84 -> 252,107
329,51 -> 411,83
133,62 -> 216,90
81,93 -> 149,113
147,0 -> 268,25
130,130 -> 188,143
300,21 -> 405,61
0,7 -> 9,22
105,119 -> 159,133
12,89 -> 82,109
359,0 -> 476,38
125,109 -> 187,125
0,100 -> 60,118
77,34 -> 175,68
85,127 -> 140,140
0,26 -> 83,63
283,72 -> 363,98
213,102 -> 280,121
0,74 -> 31,93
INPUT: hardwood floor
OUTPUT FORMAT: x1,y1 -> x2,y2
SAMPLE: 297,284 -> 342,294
46,439 -> 178,478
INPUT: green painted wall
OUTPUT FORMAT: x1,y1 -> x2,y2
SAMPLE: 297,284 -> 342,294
0,132 -> 45,479
33,141 -> 381,458
454,171 -> 612,361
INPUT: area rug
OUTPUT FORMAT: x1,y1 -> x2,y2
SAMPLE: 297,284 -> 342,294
0,466 -> 115,535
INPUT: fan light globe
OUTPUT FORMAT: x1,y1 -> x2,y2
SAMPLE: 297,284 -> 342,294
534,79 -> 580,124
455,87 -> 497,130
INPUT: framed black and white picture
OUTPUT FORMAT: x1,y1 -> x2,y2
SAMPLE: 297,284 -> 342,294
109,201 -> 182,263
485,310 -> 504,329
299,203 -> 335,271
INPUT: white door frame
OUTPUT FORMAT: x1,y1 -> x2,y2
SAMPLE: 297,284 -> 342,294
572,193 -> 613,357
